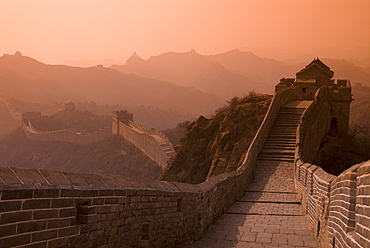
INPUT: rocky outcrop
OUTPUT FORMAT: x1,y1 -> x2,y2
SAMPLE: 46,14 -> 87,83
160,93 -> 271,184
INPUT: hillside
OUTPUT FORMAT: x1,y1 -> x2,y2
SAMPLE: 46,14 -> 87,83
160,93 -> 271,184
0,53 -> 224,119
0,129 -> 162,180
0,99 -> 19,139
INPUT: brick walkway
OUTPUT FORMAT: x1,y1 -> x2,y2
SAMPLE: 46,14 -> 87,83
185,103 -> 318,248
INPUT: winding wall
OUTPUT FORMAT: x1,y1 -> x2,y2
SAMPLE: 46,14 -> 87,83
0,88 -> 300,248
22,121 -> 111,145
0,86 -> 369,247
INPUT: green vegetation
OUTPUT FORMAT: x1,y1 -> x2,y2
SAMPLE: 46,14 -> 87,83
161,92 -> 272,184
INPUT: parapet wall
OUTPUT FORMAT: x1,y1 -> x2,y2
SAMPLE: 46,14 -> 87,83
23,121 -> 111,145
295,86 -> 370,248
0,87 -> 300,248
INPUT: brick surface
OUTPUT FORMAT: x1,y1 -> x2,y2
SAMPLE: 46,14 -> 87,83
18,220 -> 47,233
1,189 -> 34,200
23,199 -> 51,210
0,200 -> 22,212
0,233 -> 31,248
1,210 -> 32,224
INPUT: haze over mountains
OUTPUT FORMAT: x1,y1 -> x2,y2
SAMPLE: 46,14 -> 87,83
112,49 -> 370,96
0,52 -> 223,120
1,49 -> 369,133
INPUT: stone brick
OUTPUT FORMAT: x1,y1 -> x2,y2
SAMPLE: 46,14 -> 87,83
81,174 -> 107,187
60,189 -> 81,197
113,189 -> 126,196
58,226 -> 80,237
0,233 -> 31,248
31,230 -> 58,242
60,207 -> 77,217
11,167 -> 49,185
0,211 -> 32,224
18,220 -> 47,233
39,169 -> 71,186
0,167 -> 22,185
104,197 -> 119,204
0,224 -> 16,237
47,218 -> 71,229
23,199 -> 51,210
76,214 -> 99,224
51,198 -> 74,208
99,189 -> 114,196
81,190 -> 99,197
47,237 -> 70,248
34,189 -> 60,198
1,190 -> 34,200
33,209 -> 59,220
77,205 -> 96,215
0,200 -> 22,212
18,241 -> 47,248
92,198 -> 105,205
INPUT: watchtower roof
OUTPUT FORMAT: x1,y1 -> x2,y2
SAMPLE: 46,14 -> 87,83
296,58 -> 334,79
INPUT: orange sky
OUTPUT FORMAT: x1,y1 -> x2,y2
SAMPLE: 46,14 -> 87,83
1,0 -> 369,64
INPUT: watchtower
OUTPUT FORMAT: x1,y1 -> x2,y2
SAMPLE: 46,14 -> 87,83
112,110 -> 133,135
276,58 -> 352,136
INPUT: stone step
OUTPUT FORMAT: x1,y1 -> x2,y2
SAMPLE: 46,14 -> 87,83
263,144 -> 295,149
260,149 -> 295,155
273,120 -> 301,124
265,140 -> 296,145
257,157 -> 295,162
270,129 -> 297,134
272,123 -> 299,127
257,154 -> 295,162
268,133 -> 296,140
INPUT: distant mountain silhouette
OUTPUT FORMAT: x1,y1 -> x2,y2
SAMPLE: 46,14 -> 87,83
0,53 -> 224,118
321,58 -> 370,85
112,50 -> 270,98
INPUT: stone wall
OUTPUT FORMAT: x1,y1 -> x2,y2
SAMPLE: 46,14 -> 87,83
0,87 -> 300,248
295,86 -> 370,248
22,121 -> 111,145
112,112 -> 176,168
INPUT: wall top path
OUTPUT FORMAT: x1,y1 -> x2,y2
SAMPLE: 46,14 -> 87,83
0,166 -> 199,193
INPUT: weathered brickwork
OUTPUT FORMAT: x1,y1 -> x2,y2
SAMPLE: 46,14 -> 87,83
295,83 -> 370,247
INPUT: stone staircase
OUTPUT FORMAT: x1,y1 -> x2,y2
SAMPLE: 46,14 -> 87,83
186,102 -> 317,247
258,107 -> 305,163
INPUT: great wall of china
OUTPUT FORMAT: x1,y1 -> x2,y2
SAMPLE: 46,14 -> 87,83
0,59 -> 369,247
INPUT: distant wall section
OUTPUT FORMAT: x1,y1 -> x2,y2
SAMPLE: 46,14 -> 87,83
22,114 -> 111,145
112,110 -> 175,168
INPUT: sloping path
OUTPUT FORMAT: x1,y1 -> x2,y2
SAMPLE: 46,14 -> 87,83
186,101 -> 317,248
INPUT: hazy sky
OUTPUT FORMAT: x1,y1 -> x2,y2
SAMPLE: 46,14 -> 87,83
1,0 -> 369,64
